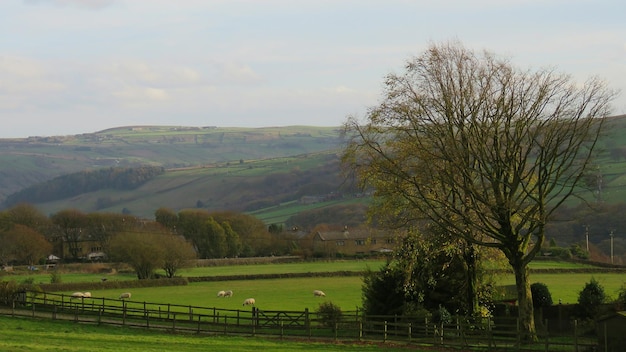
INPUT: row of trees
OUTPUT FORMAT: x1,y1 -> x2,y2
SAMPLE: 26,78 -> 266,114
0,204 -> 300,279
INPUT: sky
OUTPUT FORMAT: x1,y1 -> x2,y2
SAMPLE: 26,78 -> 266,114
1,0 -> 624,138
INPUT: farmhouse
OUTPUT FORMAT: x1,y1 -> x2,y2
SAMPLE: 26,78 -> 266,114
312,227 -> 395,257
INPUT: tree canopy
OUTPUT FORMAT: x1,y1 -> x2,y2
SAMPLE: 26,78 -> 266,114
343,40 -> 616,341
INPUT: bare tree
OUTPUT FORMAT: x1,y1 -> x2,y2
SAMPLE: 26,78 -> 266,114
343,41 -> 616,341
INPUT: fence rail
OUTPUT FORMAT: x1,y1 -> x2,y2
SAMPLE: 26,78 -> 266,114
2,291 -> 600,351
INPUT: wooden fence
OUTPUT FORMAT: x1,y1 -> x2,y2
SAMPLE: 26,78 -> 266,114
3,291 -> 600,351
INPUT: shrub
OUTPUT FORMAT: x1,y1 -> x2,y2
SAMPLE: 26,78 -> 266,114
316,301 -> 342,330
432,305 -> 452,324
50,271 -> 62,284
531,282 -> 553,308
577,277 -> 606,319
0,280 -> 20,305
614,284 -> 626,310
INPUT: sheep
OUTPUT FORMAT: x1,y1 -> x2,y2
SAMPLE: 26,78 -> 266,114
217,290 -> 226,297
242,298 -> 255,306
70,292 -> 85,299
224,290 -> 233,297
119,292 -> 131,300
313,290 -> 326,297
82,292 -> 92,298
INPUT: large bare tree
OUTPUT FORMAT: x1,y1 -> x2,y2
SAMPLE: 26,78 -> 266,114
342,41 -> 616,341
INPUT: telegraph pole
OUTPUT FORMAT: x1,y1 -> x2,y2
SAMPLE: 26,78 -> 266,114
610,230 -> 614,265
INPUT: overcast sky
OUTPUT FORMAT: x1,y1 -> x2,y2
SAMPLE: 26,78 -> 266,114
1,0 -> 624,138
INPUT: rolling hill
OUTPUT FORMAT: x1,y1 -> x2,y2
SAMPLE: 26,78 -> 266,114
0,125 -> 359,222
3,115 -> 626,245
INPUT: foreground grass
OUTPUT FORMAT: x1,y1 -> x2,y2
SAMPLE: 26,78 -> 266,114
0,315 -> 424,352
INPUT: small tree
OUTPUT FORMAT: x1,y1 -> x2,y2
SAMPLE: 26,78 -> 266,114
361,264 -> 406,316
161,234 -> 196,278
578,277 -> 606,319
109,228 -> 166,279
316,301 -> 342,330
530,282 -> 553,308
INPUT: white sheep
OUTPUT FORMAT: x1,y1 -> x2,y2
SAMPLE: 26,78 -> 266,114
70,292 -> 85,299
82,292 -> 92,298
119,292 -> 131,300
242,298 -> 255,306
313,290 -> 326,297
217,290 -> 226,297
224,290 -> 233,297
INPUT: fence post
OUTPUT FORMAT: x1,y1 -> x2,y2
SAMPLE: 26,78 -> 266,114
122,302 -> 126,326
224,315 -> 228,335
188,305 -> 192,321
384,321 -> 387,342
98,307 -> 102,325
304,308 -> 310,339
543,319 -> 549,352
53,304 -> 57,320
252,307 -> 256,336
408,322 -> 412,343
573,319 -> 578,352
197,315 -> 201,334
359,321 -> 363,341
146,306 -> 150,328
172,312 -> 176,330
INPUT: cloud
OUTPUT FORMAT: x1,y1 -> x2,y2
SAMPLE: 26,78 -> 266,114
112,87 -> 169,103
23,0 -> 116,10
215,62 -> 263,85
0,55 -> 64,112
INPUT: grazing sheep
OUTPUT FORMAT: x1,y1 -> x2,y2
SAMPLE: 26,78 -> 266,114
119,292 -> 131,300
242,298 -> 255,306
70,292 -> 85,299
82,292 -> 92,298
217,290 -> 226,297
224,290 -> 233,297
313,290 -> 326,297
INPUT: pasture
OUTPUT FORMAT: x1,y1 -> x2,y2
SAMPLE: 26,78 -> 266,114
5,259 -> 626,308
0,316 -> 416,352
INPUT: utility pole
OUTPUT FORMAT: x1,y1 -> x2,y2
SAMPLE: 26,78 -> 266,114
584,225 -> 589,253
610,230 -> 614,265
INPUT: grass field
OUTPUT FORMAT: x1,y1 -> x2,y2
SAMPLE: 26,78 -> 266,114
2,259 -> 625,351
0,315 -> 419,352
4,259 -> 625,308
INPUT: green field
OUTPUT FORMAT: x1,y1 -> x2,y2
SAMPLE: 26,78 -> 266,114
2,259 -> 625,351
0,315 -> 418,352
4,260 -> 625,308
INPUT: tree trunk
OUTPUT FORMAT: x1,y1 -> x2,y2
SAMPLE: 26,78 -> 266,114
513,262 -> 536,342
464,242 -> 478,316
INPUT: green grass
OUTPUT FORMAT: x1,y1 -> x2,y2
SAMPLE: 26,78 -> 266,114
175,260 -> 385,277
6,259 -> 625,307
62,276 -> 365,313
500,272 -> 626,304
0,315 -> 416,352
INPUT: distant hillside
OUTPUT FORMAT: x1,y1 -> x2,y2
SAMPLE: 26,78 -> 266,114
0,125 -> 344,205
4,116 -> 626,251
